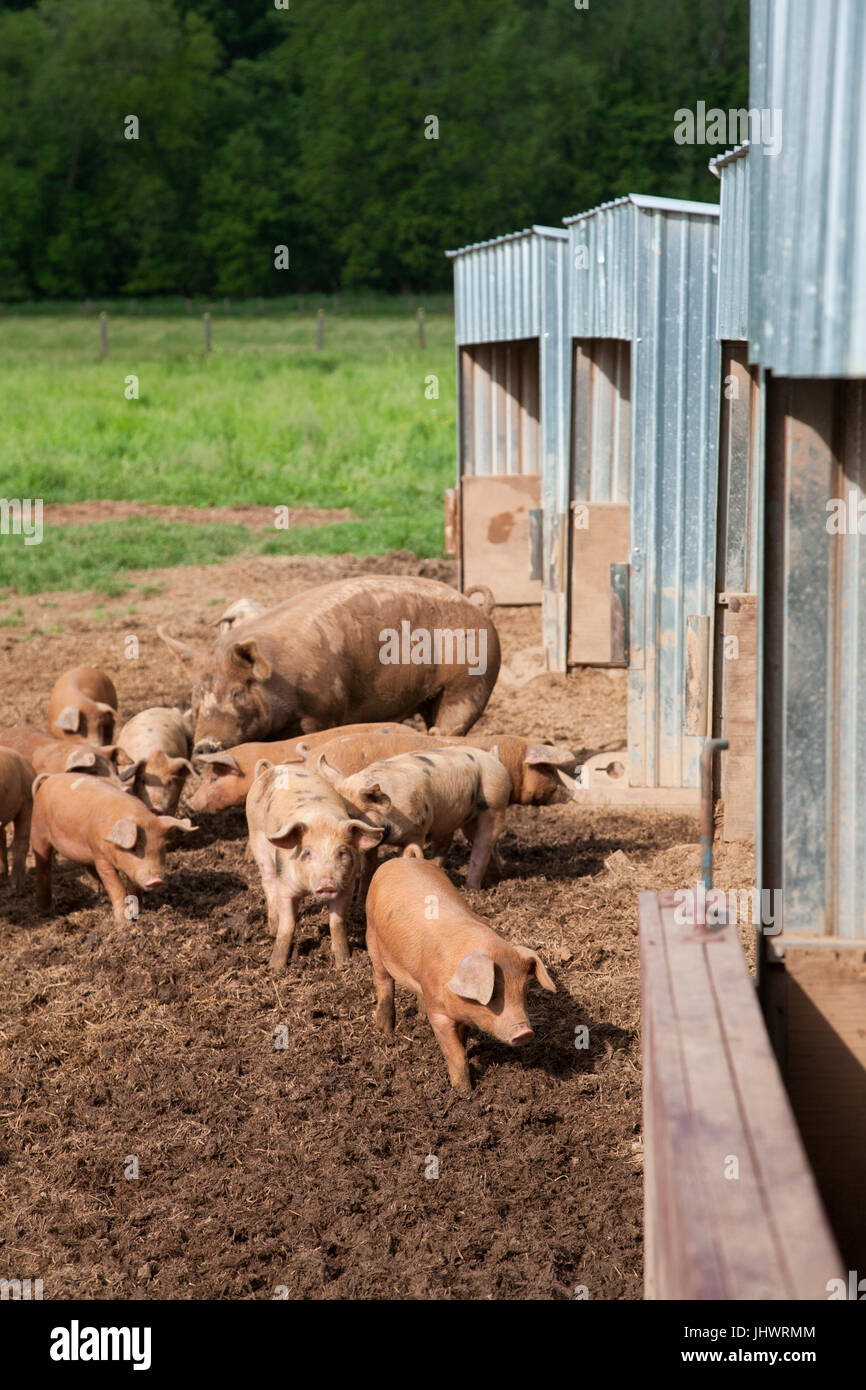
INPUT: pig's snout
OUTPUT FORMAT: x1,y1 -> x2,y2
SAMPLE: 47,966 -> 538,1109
194,739 -> 222,757
314,880 -> 338,900
510,1025 -> 534,1047
143,877 -> 165,891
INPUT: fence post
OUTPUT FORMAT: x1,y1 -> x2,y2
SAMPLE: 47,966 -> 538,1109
204,312 -> 211,355
316,308 -> 324,349
99,311 -> 108,359
417,306 -> 426,349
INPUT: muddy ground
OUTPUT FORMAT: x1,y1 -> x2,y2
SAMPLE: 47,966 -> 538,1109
0,550 -> 753,1300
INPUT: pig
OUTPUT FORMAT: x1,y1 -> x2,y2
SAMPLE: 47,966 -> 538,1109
47,666 -> 118,744
299,727 -> 432,777
158,575 -> 500,755
30,773 -> 194,925
116,707 -> 195,815
0,749 -> 36,892
365,858 -> 556,1093
245,760 -> 384,972
188,723 -> 412,814
0,726 -> 58,761
30,739 -> 133,782
216,597 -> 266,633
318,745 -> 512,889
447,735 -> 580,805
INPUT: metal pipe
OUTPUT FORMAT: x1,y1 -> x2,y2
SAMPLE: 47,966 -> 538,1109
696,738 -> 728,931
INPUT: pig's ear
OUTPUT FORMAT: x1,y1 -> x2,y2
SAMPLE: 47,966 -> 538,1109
95,702 -> 116,717
106,818 -> 139,850
196,750 -> 241,776
267,820 -> 305,852
32,773 -> 52,797
158,815 -> 195,832
65,749 -> 96,771
488,743 -> 502,764
294,740 -> 311,757
361,781 -> 391,811
525,743 -> 576,768
228,639 -> 271,683
54,705 -> 82,734
517,946 -> 557,993
252,757 -> 274,782
169,757 -> 195,778
117,758 -> 144,784
316,753 -> 341,786
346,819 -> 385,852
447,951 -> 496,1006
157,627 -> 202,667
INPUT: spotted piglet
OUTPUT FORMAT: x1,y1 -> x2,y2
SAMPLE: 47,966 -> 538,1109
318,745 -> 512,889
245,760 -> 384,972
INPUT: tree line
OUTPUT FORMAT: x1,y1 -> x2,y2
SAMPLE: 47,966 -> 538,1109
0,0 -> 748,299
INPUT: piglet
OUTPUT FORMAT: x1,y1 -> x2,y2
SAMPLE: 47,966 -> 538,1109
30,773 -> 194,925
48,666 -> 118,744
216,597 -> 267,633
319,745 -> 512,889
449,735 -> 580,805
190,723 -> 411,814
301,728 -> 431,778
366,858 -> 556,1093
116,707 -> 194,814
246,760 -> 383,972
31,739 -> 132,782
0,749 -> 36,892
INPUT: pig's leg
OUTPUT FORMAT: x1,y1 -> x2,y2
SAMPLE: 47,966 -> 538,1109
429,832 -> 453,867
465,808 -> 506,890
328,888 -> 354,968
11,805 -> 30,893
94,856 -> 133,926
250,832 -> 280,934
365,927 -> 395,1033
464,817 -> 503,884
33,845 -> 53,912
355,847 -> 378,906
0,824 -> 7,881
429,1010 -> 471,1093
269,892 -> 299,973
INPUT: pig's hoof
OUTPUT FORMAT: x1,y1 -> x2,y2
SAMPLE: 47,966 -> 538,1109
268,953 -> 289,973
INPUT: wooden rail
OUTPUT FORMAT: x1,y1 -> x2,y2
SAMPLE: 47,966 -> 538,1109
639,891 -> 843,1299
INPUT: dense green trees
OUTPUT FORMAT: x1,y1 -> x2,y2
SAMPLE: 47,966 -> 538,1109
0,0 -> 748,298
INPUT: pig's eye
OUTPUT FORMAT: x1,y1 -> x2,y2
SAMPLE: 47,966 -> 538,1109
300,849 -> 311,861
338,847 -> 351,860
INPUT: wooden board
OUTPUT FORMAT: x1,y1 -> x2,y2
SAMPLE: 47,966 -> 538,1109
640,892 -> 843,1299
772,946 -> 866,1269
460,473 -> 541,606
568,502 -> 630,665
720,593 -> 758,840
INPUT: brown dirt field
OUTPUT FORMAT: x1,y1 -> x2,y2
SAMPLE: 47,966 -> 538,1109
0,551 -> 754,1300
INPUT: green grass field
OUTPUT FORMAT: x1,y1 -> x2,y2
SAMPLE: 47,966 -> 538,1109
0,303 -> 456,598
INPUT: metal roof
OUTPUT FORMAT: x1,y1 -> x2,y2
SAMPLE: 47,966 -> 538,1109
563,193 -> 719,225
445,225 -> 567,259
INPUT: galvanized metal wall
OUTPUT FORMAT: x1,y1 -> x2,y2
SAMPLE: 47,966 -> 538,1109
447,226 -> 571,660
749,0 -> 866,376
458,341 -> 540,476
571,340 -> 631,504
564,197 -> 721,789
762,379 -> 866,936
712,146 -> 751,343
716,345 -> 762,597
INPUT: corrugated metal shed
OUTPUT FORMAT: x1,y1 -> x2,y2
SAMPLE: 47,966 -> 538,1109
446,225 -> 571,633
749,0 -> 866,376
562,196 -> 721,789
710,145 -> 751,343
446,225 -> 568,346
